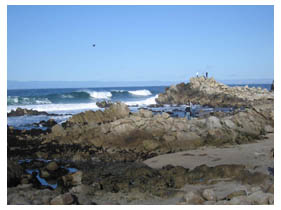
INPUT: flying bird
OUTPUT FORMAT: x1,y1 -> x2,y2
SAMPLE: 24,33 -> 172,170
92,44 -> 96,47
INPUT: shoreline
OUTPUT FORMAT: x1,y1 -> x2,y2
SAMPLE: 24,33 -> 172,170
7,77 -> 274,205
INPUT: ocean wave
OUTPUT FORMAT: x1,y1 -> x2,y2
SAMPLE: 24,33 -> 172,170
8,96 -> 52,105
128,89 -> 152,96
79,90 -> 112,99
125,95 -> 158,106
60,94 -> 74,99
7,102 -> 99,113
111,90 -> 126,93
8,89 -> 154,106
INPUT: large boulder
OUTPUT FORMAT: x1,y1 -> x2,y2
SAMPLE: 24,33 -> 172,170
182,191 -> 205,204
202,189 -> 217,201
137,109 -> 153,118
46,161 -> 59,171
96,100 -> 113,108
206,116 -> 222,129
62,171 -> 83,186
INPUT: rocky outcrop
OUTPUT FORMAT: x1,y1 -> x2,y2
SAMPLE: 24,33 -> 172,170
65,102 -> 130,126
8,108 -> 62,117
96,100 -> 113,108
33,119 -> 57,128
156,77 -> 274,107
42,101 -> 273,158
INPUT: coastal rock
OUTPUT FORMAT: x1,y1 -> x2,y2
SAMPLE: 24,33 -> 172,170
267,184 -> 274,194
7,160 -> 24,187
202,189 -> 217,201
40,169 -> 50,179
7,194 -> 32,205
62,171 -> 83,186
41,100 -> 273,159
227,196 -> 251,205
161,112 -> 170,119
156,77 -> 274,107
46,161 -> 59,171
225,190 -> 247,200
7,107 -> 61,117
143,140 -> 160,151
41,119 -> 57,127
51,124 -> 66,137
7,186 -> 58,205
96,100 -> 113,108
182,191 -> 205,204
50,193 -> 75,205
138,109 -> 153,118
206,116 -> 222,129
247,190 -> 274,204
67,102 -> 130,125
264,125 -> 274,133
222,118 -> 236,129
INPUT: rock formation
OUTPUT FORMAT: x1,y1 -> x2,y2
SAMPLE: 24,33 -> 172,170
42,101 -> 273,157
156,76 -> 273,107
8,108 -> 63,117
96,100 -> 113,108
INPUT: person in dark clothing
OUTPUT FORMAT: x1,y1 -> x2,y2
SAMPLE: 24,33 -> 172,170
185,102 -> 192,120
206,72 -> 208,78
271,80 -> 274,92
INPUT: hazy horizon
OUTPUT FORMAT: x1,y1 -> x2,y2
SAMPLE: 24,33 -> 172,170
7,78 -> 274,90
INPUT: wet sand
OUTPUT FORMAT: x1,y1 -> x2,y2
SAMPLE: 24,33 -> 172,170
144,133 -> 274,175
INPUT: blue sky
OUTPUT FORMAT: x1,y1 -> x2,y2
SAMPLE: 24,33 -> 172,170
8,5 -> 274,82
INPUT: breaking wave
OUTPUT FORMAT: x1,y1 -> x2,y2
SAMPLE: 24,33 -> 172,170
125,95 -> 158,106
8,96 -> 52,105
128,89 -> 152,96
81,90 -> 112,99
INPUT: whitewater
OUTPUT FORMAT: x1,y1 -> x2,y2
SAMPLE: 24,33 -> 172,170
7,86 -> 165,127
7,84 -> 271,129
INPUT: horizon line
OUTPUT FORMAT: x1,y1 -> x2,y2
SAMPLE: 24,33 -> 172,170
7,78 -> 274,83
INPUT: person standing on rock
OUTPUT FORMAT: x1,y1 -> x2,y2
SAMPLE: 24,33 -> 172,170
196,72 -> 199,77
190,101 -> 194,117
206,72 -> 208,78
185,102 -> 192,120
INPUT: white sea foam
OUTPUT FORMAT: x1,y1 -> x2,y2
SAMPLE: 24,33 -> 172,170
60,94 -> 74,99
7,102 -> 99,114
8,96 -> 51,105
8,96 -> 19,104
35,99 -> 52,104
82,90 -> 112,99
7,114 -> 71,129
111,90 -> 126,93
128,89 -> 152,96
125,95 -> 158,106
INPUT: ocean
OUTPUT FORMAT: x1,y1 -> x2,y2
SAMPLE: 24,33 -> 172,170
7,84 -> 271,130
